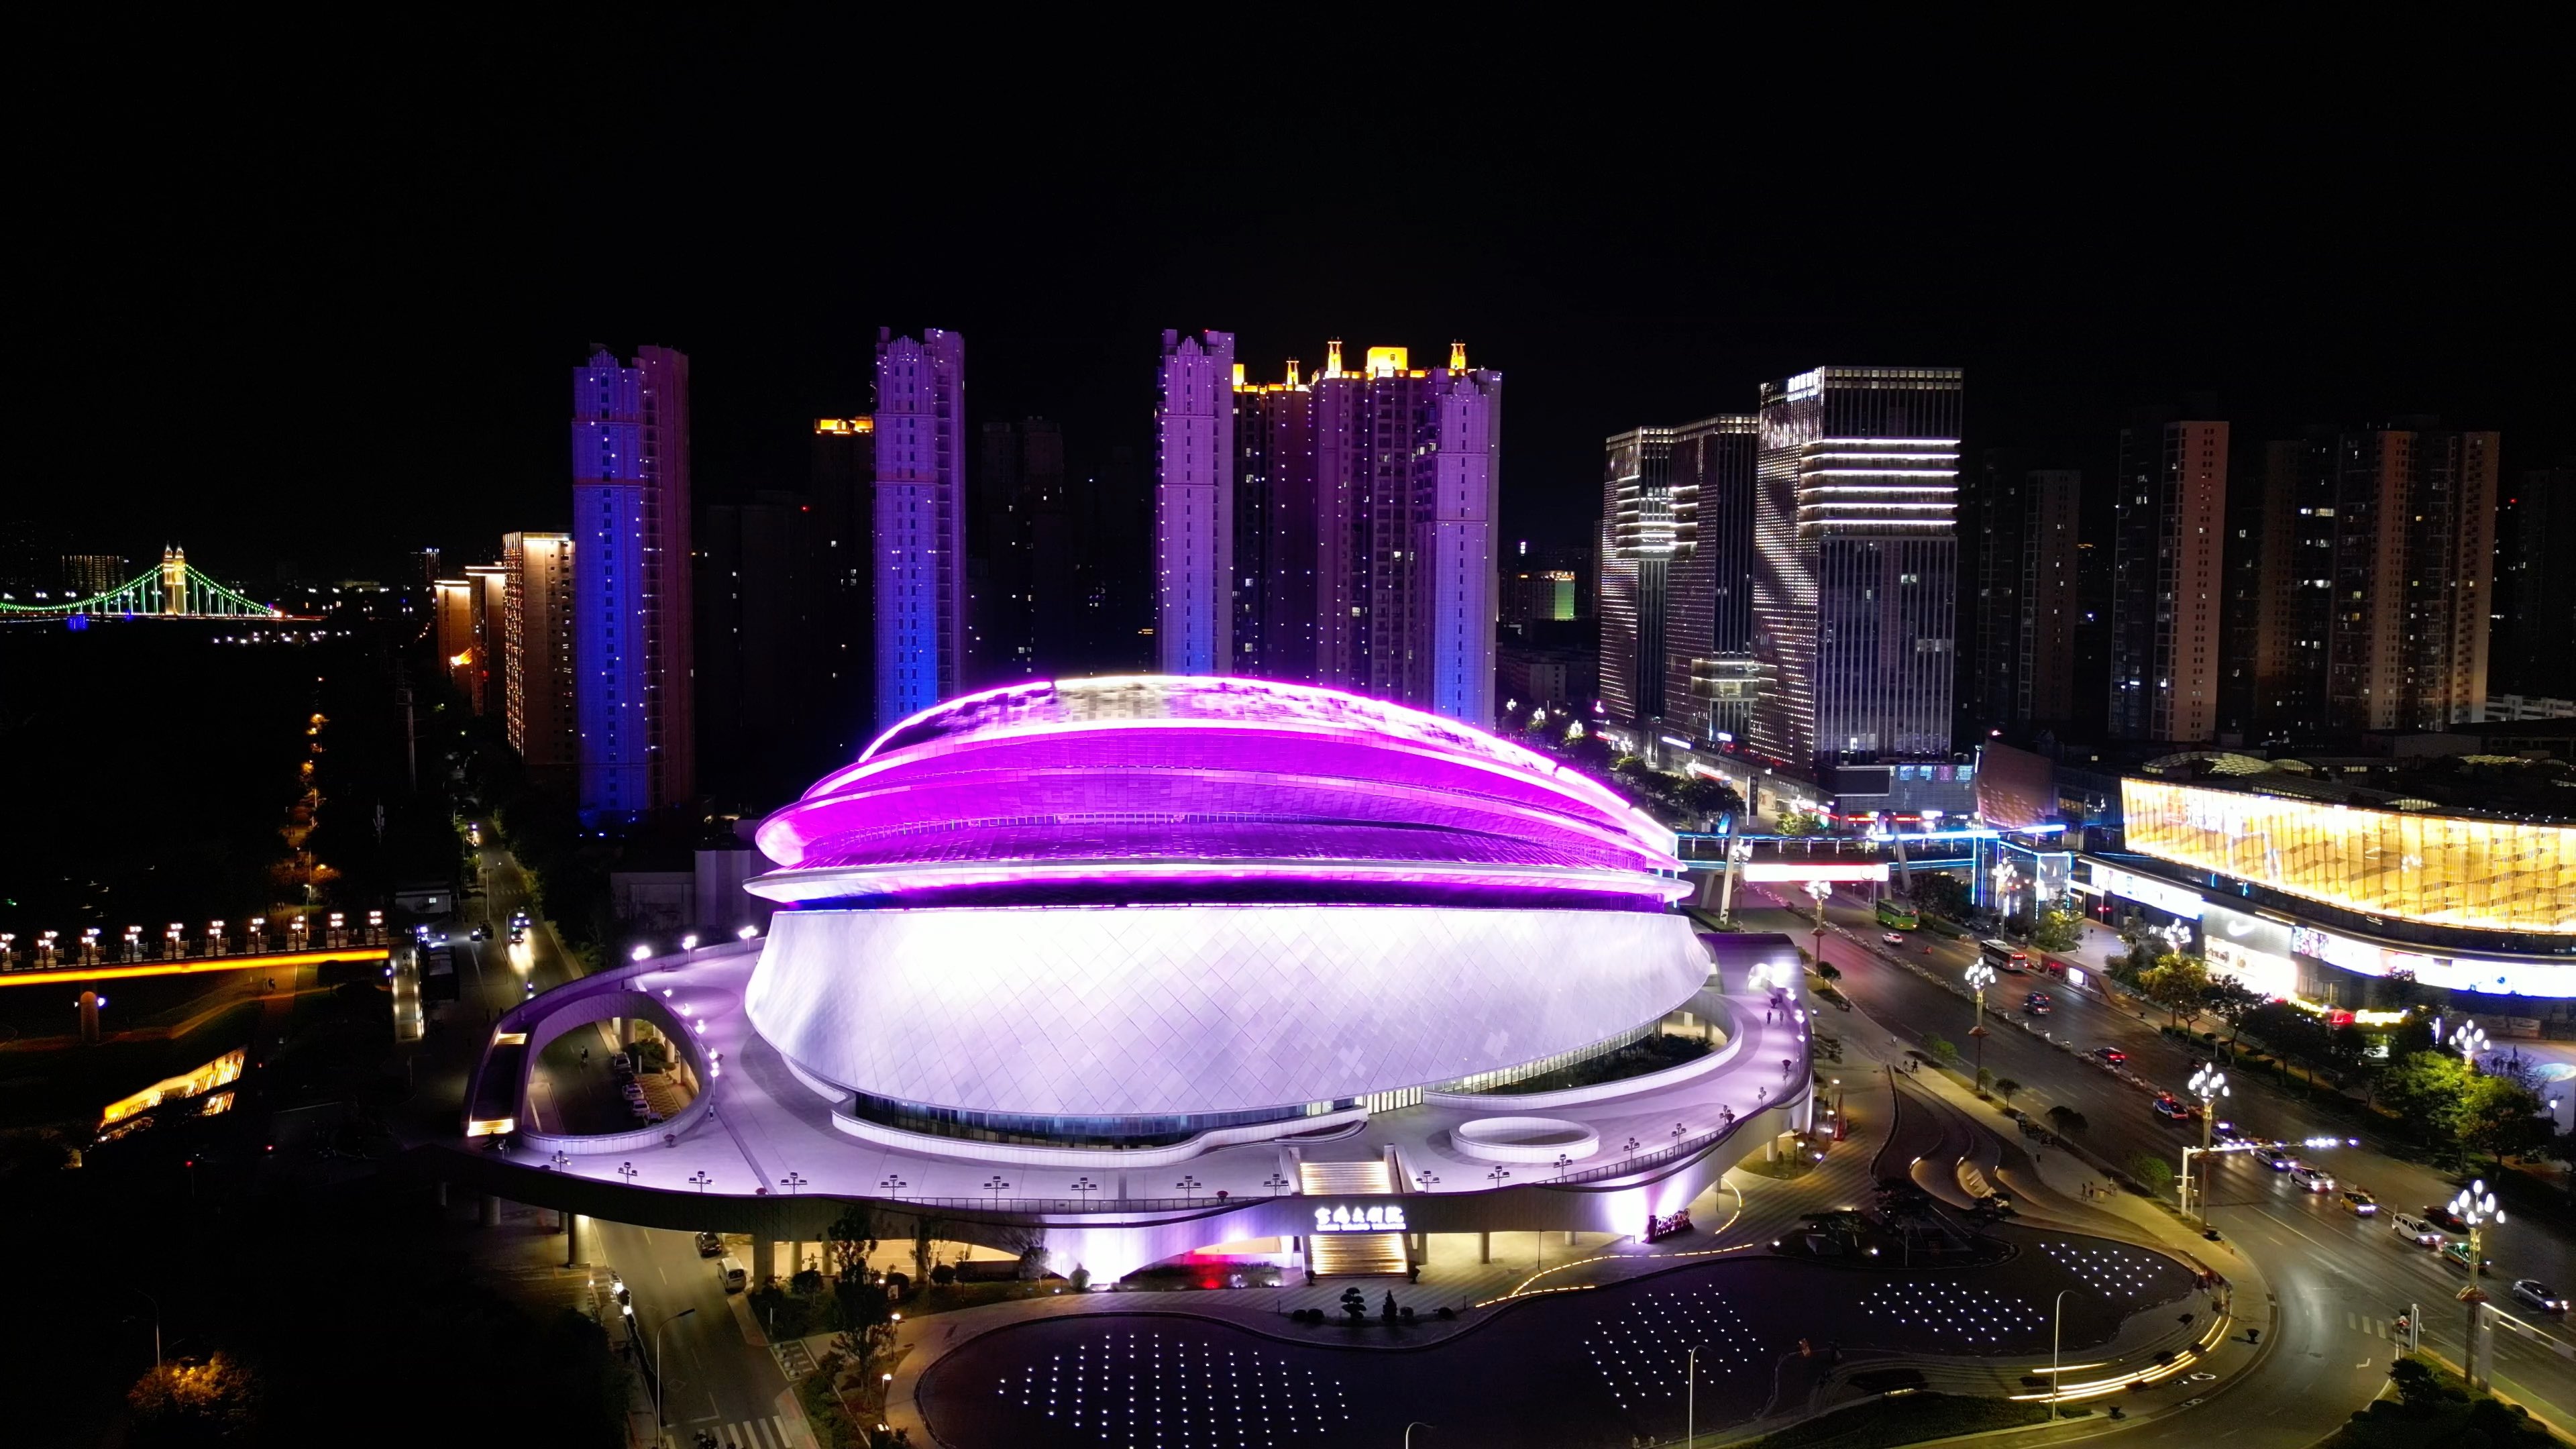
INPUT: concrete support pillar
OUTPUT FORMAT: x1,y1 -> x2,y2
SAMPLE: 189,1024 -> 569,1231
1564,1231 -> 1576,1246
78,990 -> 102,1046
789,1239 -> 806,1278
478,1193 -> 500,1227
564,1213 -> 581,1268
1479,1232 -> 1491,1264
753,1234 -> 776,1288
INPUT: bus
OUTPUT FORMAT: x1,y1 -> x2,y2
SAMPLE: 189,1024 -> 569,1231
1876,898 -> 1919,930
1978,938 -> 2031,973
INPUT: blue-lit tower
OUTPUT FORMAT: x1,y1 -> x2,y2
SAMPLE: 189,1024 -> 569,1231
571,344 -> 694,817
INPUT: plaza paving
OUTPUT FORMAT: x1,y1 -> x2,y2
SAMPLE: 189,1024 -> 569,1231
875,1026 -> 2259,1448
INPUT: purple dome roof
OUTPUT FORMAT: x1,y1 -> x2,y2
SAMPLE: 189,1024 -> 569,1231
752,676 -> 1684,908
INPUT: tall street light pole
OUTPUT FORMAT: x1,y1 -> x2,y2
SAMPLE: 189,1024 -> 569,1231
1964,963 -> 1996,1077
2451,1180 -> 2503,1389
651,1307 -> 698,1430
2049,1288 -> 2072,1414
2188,1064 -> 2228,1224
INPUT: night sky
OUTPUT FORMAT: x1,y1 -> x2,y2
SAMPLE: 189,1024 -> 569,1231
17,23 -> 2561,580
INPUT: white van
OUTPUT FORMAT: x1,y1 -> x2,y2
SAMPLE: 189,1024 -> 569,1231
716,1255 -> 749,1293
2389,1213 -> 2444,1247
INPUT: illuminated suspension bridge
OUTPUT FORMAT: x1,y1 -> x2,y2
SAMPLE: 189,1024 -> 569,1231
0,546 -> 304,621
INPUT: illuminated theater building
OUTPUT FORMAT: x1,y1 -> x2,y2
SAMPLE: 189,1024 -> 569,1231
2080,755 -> 2576,1015
459,677 -> 1812,1283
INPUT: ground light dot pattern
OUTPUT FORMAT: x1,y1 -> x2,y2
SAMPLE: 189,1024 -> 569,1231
1584,1285 -> 1760,1411
994,1330 -> 1350,1446
2041,1240 -> 2168,1299
1858,1283 -> 2047,1346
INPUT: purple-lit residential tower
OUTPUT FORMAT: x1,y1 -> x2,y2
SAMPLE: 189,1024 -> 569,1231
570,345 -> 694,816
1156,329 -> 1236,676
873,327 -> 967,730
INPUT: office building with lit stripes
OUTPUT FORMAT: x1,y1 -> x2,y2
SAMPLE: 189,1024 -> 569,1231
1156,329 -> 1236,676
1748,366 -> 1963,772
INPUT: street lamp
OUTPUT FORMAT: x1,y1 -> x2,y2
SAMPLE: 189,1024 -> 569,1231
688,1171 -> 713,1193
1173,1175 -> 1203,1203
617,1161 -> 638,1186
1487,1166 -> 1511,1189
1404,1422 -> 1436,1448
1071,1176 -> 1100,1203
1686,1343 -> 1717,1448
878,1175 -> 908,1200
2451,1180 -> 2504,1389
983,1175 -> 1012,1205
1555,1152 -> 1572,1180
650,1307 -> 698,1428
1412,1170 -> 1440,1193
1803,878 -> 1833,967
629,943 -> 651,963
780,1172 -> 808,1195
2184,1065 -> 2228,1222
2048,1288 -> 2072,1413
1964,962 -> 1997,1076
2456,1022 -> 2490,1070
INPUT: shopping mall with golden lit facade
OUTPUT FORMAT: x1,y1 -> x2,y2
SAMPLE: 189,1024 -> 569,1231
2078,754 -> 2576,1016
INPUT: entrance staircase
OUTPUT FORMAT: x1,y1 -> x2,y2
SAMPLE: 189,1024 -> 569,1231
1299,1160 -> 1409,1277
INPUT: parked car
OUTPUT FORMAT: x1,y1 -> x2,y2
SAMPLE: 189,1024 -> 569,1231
608,1053 -> 632,1075
2511,1280 -> 2568,1314
2092,1047 -> 2127,1066
2423,1205 -> 2473,1234
2289,1165 -> 2335,1193
695,1231 -> 725,1257
2441,1239 -> 2493,1275
2341,1189 -> 2378,1216
2389,1213 -> 2446,1246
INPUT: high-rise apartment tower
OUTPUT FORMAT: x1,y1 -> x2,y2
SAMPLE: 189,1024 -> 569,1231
1156,329 -> 1236,676
570,345 -> 693,816
873,328 -> 967,729
2108,419 -> 2229,743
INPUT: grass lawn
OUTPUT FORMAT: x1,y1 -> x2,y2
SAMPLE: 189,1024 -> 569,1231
2322,1356 -> 2560,1448
1746,1393 -> 2047,1449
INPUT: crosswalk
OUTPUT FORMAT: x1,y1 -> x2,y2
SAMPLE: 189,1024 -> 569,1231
669,1415 -> 795,1449
2344,1311 -> 2398,1338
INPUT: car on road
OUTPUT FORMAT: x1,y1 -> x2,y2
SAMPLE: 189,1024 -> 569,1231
695,1230 -> 724,1256
1882,932 -> 1907,945
2441,1239 -> 2493,1275
2266,1149 -> 2298,1171
2151,1093 -> 2194,1122
2390,1213 -> 2446,1246
2423,1205 -> 2473,1234
2341,1188 -> 2378,1215
2512,1280 -> 2569,1313
507,926 -> 526,945
2023,993 -> 2053,1015
468,924 -> 488,941
2092,1046 -> 2127,1066
2290,1165 -> 2335,1193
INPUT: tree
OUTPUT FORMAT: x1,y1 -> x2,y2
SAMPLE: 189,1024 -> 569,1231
1913,873 -> 1973,923
1815,961 -> 1842,985
1976,1067 -> 1996,1096
128,1354 -> 262,1445
2461,1073 -> 2553,1176
824,1203 -> 878,1285
1675,777 -> 1743,828
2379,1051 -> 2474,1161
2029,910 -> 2082,953
2125,1152 -> 2176,1198
1923,1034 -> 1957,1066
2138,953 -> 2212,1027
2045,1104 -> 2085,1136
2200,979 -> 2263,1054
1339,1286 -> 1368,1322
1994,1078 -> 2022,1111
1774,809 -> 1827,837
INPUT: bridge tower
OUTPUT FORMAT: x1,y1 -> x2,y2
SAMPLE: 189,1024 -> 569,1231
160,545 -> 188,615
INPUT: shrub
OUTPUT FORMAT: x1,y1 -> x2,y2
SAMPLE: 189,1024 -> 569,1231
928,1263 -> 956,1286
2125,1152 -> 2177,1197
1069,1267 -> 1091,1291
